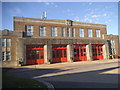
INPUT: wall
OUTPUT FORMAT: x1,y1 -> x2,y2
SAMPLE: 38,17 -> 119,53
2,30 -> 22,67
18,38 -> 107,65
14,17 -> 107,39
103,34 -> 120,57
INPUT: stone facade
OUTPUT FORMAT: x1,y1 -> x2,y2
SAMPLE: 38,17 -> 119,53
1,16 -> 119,67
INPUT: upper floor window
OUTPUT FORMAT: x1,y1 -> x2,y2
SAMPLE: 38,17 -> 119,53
6,39 -> 11,47
96,30 -> 101,37
72,28 -> 75,37
52,27 -> 57,36
2,38 -> 11,47
88,29 -> 92,37
79,29 -> 84,37
62,27 -> 65,37
67,28 -> 70,37
40,26 -> 46,36
26,25 -> 33,36
2,38 -> 6,47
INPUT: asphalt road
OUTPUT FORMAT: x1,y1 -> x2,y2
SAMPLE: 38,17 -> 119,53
7,60 -> 119,88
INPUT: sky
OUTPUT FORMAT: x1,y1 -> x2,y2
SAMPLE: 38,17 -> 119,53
1,2 -> 118,35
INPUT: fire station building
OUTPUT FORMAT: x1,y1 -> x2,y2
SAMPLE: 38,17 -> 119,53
1,17 -> 119,67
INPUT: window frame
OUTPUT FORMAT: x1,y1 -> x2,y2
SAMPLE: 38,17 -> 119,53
79,29 -> 84,37
52,27 -> 57,36
96,29 -> 101,38
62,27 -> 65,37
2,38 -> 11,47
88,29 -> 93,37
6,38 -> 11,47
72,28 -> 75,37
110,40 -> 115,46
6,51 -> 11,61
40,26 -> 46,36
26,25 -> 33,36
2,38 -> 6,47
67,28 -> 70,37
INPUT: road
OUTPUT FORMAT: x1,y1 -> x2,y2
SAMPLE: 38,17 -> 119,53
7,60 -> 119,88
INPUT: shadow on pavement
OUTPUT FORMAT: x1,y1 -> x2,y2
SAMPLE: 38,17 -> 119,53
5,66 -> 119,88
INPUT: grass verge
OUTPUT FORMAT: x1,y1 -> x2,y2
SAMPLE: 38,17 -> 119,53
2,67 -> 47,89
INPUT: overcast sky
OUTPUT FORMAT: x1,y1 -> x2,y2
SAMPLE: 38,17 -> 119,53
2,2 -> 118,35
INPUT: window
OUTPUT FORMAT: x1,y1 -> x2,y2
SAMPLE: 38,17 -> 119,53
110,40 -> 115,46
79,29 -> 84,37
62,27 -> 65,37
2,52 -> 4,61
72,28 -> 75,37
52,27 -> 57,36
40,26 -> 46,36
2,38 -> 6,47
88,29 -> 92,37
26,25 -> 33,36
96,30 -> 101,37
6,39 -> 11,47
67,28 -> 70,37
2,38 -> 11,47
6,51 -> 10,61
2,52 -> 11,61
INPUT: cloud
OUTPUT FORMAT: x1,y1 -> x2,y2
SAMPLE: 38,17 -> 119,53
88,2 -> 92,5
91,15 -> 98,18
82,13 -> 100,23
67,9 -> 70,12
103,13 -> 107,17
44,2 -> 58,8
9,8 -> 22,15
80,6 -> 113,24
91,13 -> 107,18
44,2 -> 50,5
55,5 -> 58,7
51,2 -> 54,5
8,7 -> 22,16
108,19 -> 111,22
83,17 -> 93,23
105,19 -> 111,24
74,16 -> 80,21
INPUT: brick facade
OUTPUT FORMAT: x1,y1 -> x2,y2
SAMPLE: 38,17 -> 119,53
1,16 -> 119,67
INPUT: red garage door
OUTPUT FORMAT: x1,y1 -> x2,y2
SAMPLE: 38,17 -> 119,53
73,44 -> 87,61
26,45 -> 44,65
92,44 -> 104,60
52,44 -> 67,63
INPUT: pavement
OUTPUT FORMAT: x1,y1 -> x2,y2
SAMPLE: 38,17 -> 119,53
6,59 -> 119,89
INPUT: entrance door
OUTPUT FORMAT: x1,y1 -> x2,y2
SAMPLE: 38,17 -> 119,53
92,44 -> 104,60
52,44 -> 67,63
26,45 -> 44,65
73,44 -> 87,61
